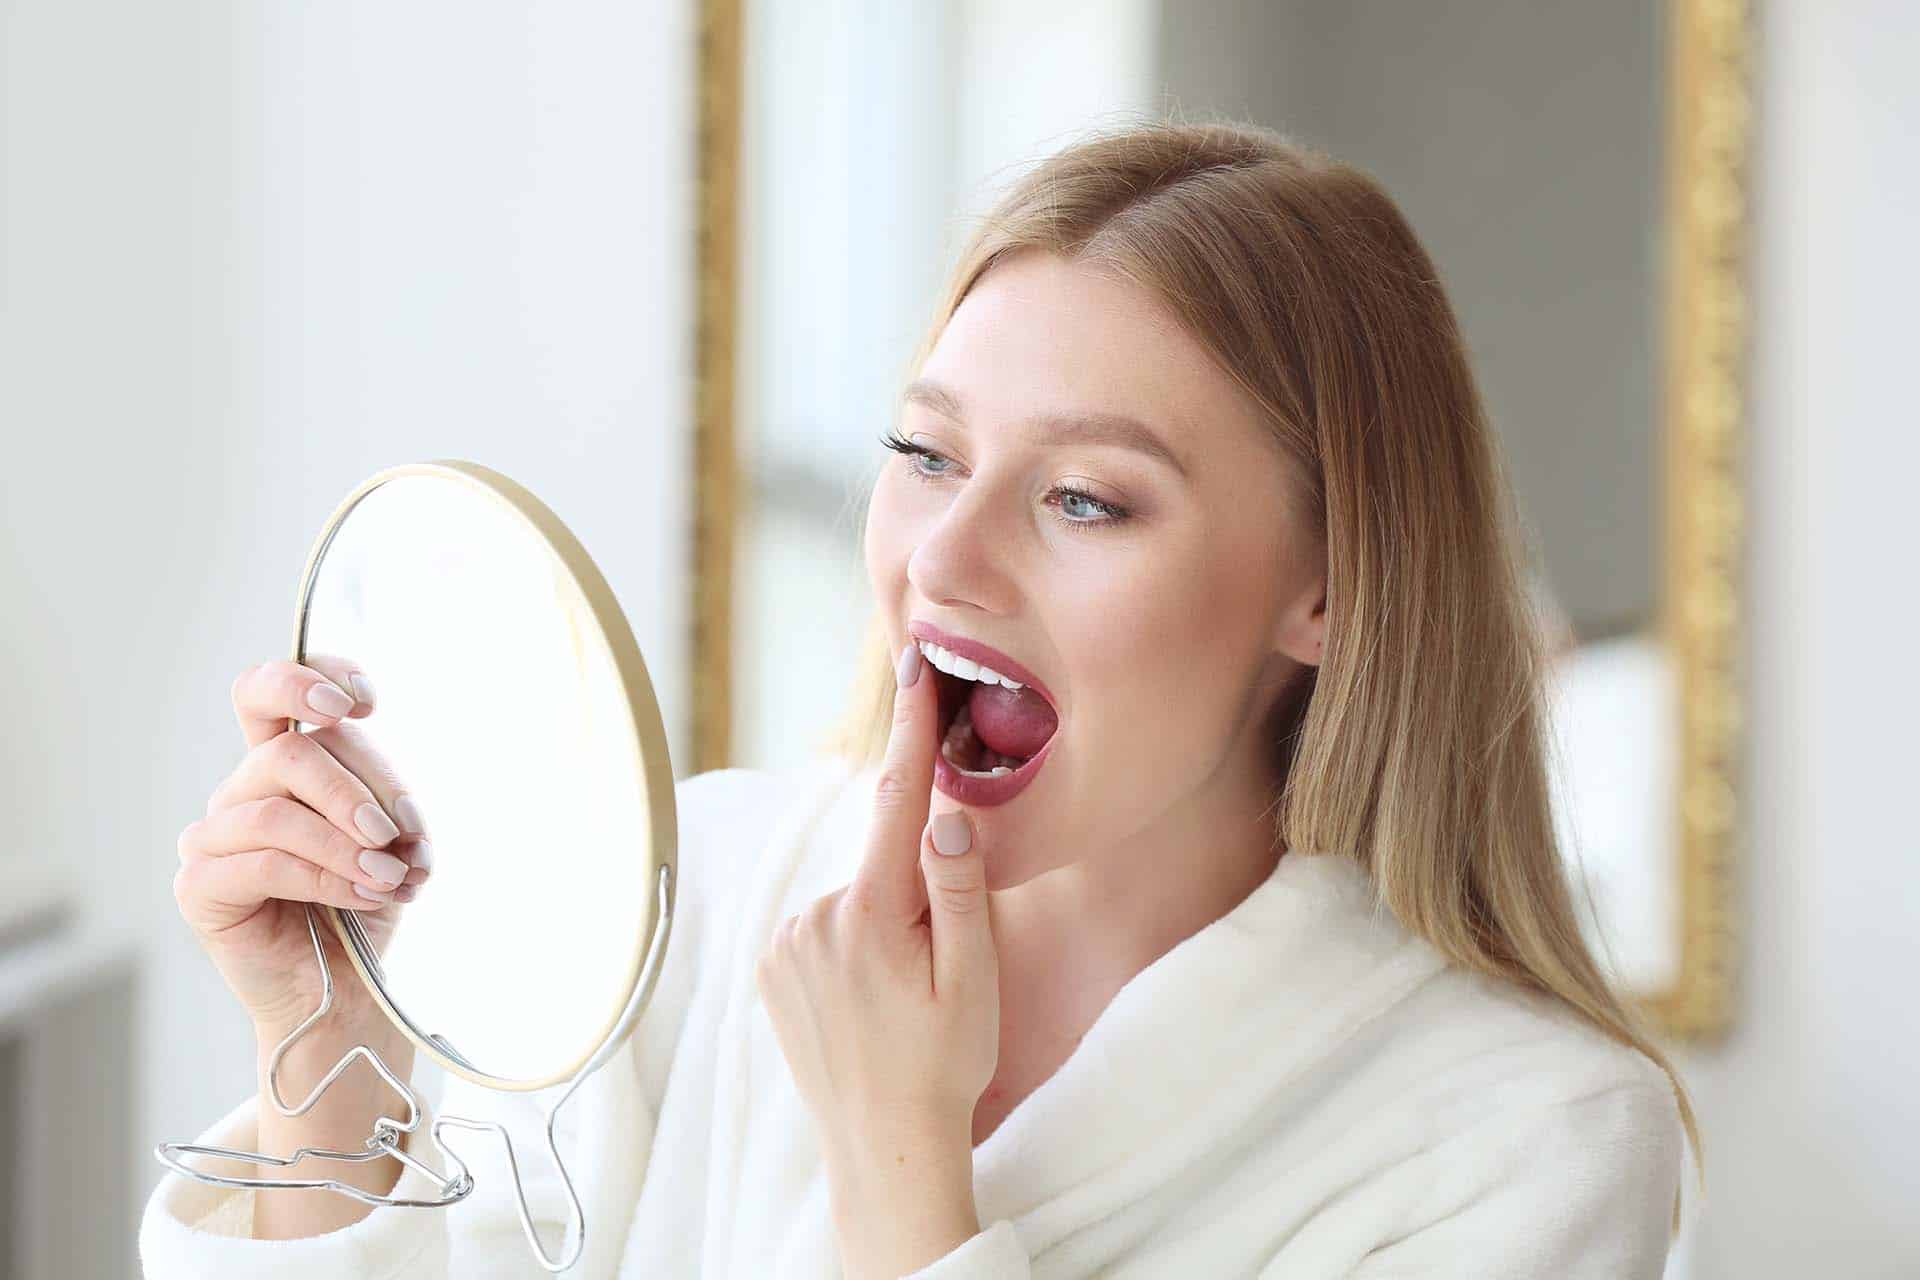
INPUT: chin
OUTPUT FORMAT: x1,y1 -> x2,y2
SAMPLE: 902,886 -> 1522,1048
969,814 -> 1068,892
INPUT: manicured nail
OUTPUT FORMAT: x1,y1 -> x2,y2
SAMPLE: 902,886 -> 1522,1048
358,848 -> 407,887
406,839 -> 433,873
394,885 -> 418,904
348,672 -> 376,708
931,810 -> 971,856
896,643 -> 922,689
392,793 -> 424,835
306,681 -> 354,718
353,882 -> 394,903
354,802 -> 400,846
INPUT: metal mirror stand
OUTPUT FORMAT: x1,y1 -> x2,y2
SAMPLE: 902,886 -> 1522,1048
156,861 -> 674,1274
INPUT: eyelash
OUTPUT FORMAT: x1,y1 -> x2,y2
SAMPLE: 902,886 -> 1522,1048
878,431 -> 1133,529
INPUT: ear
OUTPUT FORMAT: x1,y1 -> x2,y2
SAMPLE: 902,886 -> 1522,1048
1272,574 -> 1327,668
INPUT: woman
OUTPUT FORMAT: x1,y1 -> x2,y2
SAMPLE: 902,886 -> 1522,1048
143,118 -> 1700,1277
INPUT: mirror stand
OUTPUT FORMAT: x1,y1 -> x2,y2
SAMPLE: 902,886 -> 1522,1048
155,861 -> 675,1274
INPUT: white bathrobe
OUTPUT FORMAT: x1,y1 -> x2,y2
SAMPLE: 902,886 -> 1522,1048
141,754 -> 1689,1277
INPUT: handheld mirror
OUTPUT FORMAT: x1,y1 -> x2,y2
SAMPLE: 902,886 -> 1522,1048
156,460 -> 678,1273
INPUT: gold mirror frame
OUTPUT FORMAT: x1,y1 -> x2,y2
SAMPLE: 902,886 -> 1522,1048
690,0 -> 1750,1041
302,459 -> 681,1091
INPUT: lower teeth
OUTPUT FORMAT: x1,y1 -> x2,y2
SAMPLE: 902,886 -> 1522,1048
941,704 -> 1021,778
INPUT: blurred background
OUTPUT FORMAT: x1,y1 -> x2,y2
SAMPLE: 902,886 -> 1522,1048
1,1 -> 1914,1276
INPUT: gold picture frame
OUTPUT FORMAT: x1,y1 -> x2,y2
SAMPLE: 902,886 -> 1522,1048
1648,0 -> 1751,1041
690,0 -> 1751,1041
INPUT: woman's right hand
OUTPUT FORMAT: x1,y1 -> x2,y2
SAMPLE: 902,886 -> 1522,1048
174,657 -> 433,1047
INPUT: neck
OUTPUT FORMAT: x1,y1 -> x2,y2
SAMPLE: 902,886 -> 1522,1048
990,744 -> 1287,990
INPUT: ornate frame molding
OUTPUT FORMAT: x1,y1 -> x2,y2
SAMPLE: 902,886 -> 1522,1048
692,0 -> 742,775
1650,0 -> 1751,1040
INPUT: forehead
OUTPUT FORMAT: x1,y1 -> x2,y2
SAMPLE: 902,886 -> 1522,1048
915,251 -> 1266,463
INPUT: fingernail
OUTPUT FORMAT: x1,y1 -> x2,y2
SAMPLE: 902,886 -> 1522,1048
354,802 -> 400,846
358,848 -> 407,887
394,885 -> 417,904
896,643 -> 922,689
349,672 -> 376,708
931,810 -> 971,856
306,681 -> 354,718
406,839 -> 433,873
392,793 -> 424,835
353,882 -> 394,903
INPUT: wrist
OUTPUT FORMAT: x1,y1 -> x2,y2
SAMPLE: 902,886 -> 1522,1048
827,1111 -> 981,1280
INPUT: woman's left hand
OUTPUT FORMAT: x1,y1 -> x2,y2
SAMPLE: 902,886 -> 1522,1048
755,641 -> 1000,1277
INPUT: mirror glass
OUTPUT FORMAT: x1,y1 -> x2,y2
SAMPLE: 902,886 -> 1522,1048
299,469 -> 660,1086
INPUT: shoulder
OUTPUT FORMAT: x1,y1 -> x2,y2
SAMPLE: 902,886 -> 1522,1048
1353,943 -> 1684,1158
1338,959 -> 1686,1273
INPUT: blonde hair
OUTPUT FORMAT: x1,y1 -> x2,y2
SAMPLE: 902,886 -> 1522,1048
821,114 -> 1700,1229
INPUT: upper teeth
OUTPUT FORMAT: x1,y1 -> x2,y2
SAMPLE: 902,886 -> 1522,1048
916,640 -> 1024,691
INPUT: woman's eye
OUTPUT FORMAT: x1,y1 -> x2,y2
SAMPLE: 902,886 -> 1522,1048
1058,491 -> 1105,521
911,450 -> 955,477
876,430 -> 1132,528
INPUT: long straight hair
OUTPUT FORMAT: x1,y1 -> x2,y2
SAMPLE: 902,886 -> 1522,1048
820,115 -> 1700,1228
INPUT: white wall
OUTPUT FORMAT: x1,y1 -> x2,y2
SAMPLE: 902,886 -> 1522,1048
1668,1 -> 1920,1274
0,0 -> 695,1240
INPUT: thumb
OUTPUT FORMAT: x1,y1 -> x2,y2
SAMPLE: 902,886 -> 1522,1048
921,808 -> 994,995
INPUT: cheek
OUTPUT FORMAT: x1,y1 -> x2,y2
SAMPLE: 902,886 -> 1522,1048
1068,530 -> 1270,762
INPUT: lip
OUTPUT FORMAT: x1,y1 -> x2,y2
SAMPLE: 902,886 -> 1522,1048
905,621 -> 1058,713
907,620 -> 1060,808
931,727 -> 1058,805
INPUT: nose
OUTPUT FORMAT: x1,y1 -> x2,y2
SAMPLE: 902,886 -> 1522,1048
905,479 -> 1020,616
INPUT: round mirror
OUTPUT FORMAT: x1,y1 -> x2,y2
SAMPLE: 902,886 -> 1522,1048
295,460 -> 677,1089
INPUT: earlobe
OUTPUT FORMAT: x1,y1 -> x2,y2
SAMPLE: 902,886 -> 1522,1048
1273,580 -> 1327,668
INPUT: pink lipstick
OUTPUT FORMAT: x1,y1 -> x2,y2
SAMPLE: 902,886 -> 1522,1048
907,620 -> 1060,807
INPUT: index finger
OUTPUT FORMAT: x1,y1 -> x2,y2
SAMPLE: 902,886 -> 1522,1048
848,642 -> 938,920
230,657 -> 375,749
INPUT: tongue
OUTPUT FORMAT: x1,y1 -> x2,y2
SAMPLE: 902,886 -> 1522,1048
967,682 -> 1057,760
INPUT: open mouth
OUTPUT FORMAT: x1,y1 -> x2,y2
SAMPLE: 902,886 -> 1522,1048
931,664 -> 1058,778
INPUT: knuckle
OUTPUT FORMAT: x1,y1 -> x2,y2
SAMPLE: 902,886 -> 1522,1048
318,767 -> 364,818
872,767 -> 915,811
265,730 -> 310,773
838,883 -> 874,921
171,862 -> 196,907
930,882 -> 986,915
241,794 -> 289,844
267,849 -> 323,901
923,862 -> 986,912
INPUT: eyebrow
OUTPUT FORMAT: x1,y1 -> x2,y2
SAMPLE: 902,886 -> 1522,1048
900,378 -> 1191,481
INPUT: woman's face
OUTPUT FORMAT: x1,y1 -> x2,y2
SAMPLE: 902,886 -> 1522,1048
865,248 -> 1324,890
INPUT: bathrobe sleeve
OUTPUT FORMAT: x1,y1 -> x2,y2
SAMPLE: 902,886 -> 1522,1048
1349,1079 -> 1686,1278
139,767 -> 763,1279
900,1218 -> 1033,1279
